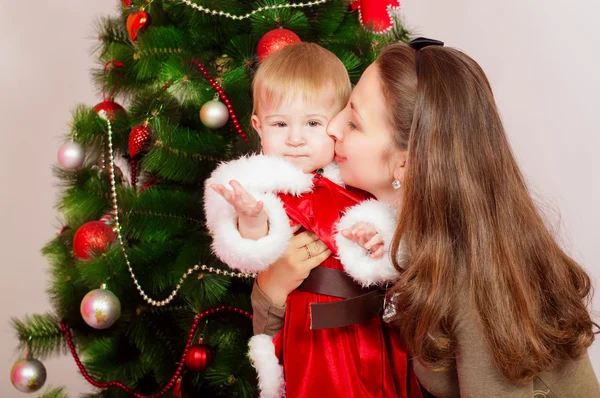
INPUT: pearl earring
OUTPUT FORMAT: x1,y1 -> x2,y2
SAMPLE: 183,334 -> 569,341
392,180 -> 401,190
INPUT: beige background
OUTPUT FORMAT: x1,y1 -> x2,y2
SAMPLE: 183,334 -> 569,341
0,0 -> 598,396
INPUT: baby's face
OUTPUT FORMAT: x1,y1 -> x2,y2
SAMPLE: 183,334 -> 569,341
252,92 -> 340,173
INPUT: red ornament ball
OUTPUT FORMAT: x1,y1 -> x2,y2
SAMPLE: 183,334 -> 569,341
185,344 -> 213,372
257,28 -> 301,62
73,221 -> 116,260
128,124 -> 151,158
94,101 -> 126,122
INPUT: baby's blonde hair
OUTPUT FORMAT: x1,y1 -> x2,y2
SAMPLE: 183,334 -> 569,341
252,42 -> 351,115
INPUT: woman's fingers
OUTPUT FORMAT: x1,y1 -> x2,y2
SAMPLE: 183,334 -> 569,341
304,249 -> 332,270
301,240 -> 328,261
290,230 -> 319,249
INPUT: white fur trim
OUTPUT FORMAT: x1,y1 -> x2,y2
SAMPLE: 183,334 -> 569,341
356,0 -> 401,35
206,154 -> 313,196
335,199 -> 401,287
204,187 -> 292,273
248,335 -> 285,398
321,162 -> 344,187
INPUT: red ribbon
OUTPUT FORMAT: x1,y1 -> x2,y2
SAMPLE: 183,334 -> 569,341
102,60 -> 125,101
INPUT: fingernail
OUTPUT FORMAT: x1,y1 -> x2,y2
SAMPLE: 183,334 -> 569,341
364,244 -> 371,249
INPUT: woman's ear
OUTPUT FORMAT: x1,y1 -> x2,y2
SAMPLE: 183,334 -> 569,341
392,150 -> 408,184
251,115 -> 263,139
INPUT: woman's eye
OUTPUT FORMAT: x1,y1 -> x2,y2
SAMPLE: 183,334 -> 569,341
347,121 -> 357,130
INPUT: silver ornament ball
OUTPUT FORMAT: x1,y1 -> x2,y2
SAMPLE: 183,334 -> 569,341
80,288 -> 121,329
58,141 -> 85,169
10,358 -> 47,393
200,100 -> 229,129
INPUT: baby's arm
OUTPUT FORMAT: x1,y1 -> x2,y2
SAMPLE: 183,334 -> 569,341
210,180 -> 269,240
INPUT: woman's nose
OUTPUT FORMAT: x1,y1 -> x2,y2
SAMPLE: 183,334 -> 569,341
327,113 -> 343,141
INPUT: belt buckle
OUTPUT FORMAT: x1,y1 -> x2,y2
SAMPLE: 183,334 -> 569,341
382,281 -> 395,323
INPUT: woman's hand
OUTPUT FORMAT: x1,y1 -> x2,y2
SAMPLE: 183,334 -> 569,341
256,225 -> 331,306
340,222 -> 385,258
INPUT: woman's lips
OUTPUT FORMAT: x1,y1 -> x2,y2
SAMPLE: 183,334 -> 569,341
334,153 -> 347,163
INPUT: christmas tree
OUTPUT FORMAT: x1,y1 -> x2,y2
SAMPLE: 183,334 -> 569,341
10,1 -> 409,397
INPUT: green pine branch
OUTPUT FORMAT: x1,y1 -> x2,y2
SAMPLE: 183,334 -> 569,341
250,0 -> 310,36
309,0 -> 348,38
38,386 -> 69,398
141,118 -> 231,183
56,168 -> 112,227
96,16 -> 130,47
159,57 -> 215,107
43,236 -> 89,320
125,315 -> 178,385
82,336 -> 150,387
126,88 -> 183,127
12,314 -> 67,359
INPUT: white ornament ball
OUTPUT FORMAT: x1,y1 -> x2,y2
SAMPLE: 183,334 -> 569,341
199,100 -> 229,129
58,141 -> 85,169
80,288 -> 121,329
10,358 -> 47,393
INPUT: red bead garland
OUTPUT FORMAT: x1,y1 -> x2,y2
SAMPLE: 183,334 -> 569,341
60,305 -> 252,397
191,59 -> 249,143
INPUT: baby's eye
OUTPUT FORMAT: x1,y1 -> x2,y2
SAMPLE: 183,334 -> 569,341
273,122 -> 287,128
307,121 -> 321,127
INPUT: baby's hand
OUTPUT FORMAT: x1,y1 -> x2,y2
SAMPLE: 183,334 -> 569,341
340,222 -> 385,258
210,180 -> 264,217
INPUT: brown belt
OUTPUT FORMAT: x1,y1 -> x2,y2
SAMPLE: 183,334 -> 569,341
297,266 -> 385,330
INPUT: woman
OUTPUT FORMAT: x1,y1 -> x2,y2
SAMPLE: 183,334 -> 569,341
252,40 -> 600,397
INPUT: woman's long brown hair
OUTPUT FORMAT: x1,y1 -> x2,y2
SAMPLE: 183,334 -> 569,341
378,43 -> 596,383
